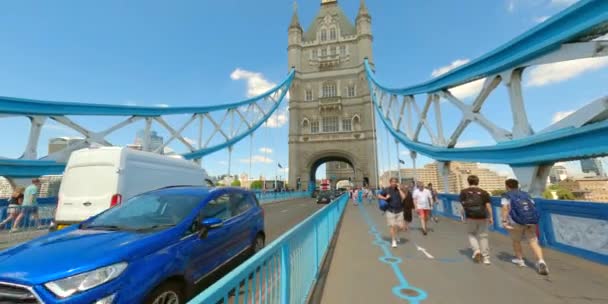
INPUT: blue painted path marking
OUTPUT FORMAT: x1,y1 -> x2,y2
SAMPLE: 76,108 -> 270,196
357,204 -> 428,303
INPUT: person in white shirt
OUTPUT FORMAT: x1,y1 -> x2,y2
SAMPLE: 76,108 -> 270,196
412,181 -> 433,235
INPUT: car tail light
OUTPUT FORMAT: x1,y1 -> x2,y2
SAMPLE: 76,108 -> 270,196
110,194 -> 122,207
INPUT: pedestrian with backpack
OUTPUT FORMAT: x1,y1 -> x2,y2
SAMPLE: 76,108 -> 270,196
459,175 -> 493,265
501,178 -> 549,275
377,177 -> 406,248
400,184 -> 415,231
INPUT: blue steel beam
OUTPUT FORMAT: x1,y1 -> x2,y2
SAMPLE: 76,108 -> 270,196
0,70 -> 294,116
367,0 -> 608,95
0,70 -> 294,177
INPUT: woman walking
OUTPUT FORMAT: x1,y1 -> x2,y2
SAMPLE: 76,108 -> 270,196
0,186 -> 25,231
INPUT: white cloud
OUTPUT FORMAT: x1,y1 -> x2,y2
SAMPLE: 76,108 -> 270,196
552,110 -> 575,123
230,68 -> 276,98
455,140 -> 481,148
239,155 -> 273,164
527,57 -> 608,87
279,167 -> 289,174
534,16 -> 550,23
264,110 -> 288,128
507,0 -> 515,12
432,59 -> 485,99
155,103 -> 170,108
259,147 -> 273,154
218,160 -> 228,165
431,59 -> 470,78
184,137 -> 196,146
551,0 -> 576,6
124,101 -> 137,106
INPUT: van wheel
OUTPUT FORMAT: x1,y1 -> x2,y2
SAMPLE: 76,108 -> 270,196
250,233 -> 265,256
144,281 -> 184,304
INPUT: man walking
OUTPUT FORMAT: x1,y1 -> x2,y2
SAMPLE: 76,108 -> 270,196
413,181 -> 433,235
14,178 -> 41,230
501,178 -> 549,275
460,175 -> 493,265
377,177 -> 406,248
427,183 -> 439,223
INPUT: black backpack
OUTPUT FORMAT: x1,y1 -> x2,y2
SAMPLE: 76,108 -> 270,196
462,189 -> 487,219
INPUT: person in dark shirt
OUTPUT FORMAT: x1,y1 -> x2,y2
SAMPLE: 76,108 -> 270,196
377,177 -> 406,248
459,175 -> 493,265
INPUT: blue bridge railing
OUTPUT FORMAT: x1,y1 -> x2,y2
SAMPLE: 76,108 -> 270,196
189,194 -> 348,304
255,191 -> 311,204
436,194 -> 608,265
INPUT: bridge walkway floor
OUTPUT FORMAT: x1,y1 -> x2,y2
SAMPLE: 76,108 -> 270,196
320,201 -> 608,304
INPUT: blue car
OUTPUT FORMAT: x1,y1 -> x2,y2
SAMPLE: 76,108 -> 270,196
0,186 -> 265,304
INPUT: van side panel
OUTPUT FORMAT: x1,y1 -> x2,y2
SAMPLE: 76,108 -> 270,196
120,153 -> 205,201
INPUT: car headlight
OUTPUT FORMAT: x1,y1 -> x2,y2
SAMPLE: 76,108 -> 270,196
45,262 -> 127,298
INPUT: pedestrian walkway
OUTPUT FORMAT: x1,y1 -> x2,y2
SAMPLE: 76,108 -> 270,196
321,201 -> 608,304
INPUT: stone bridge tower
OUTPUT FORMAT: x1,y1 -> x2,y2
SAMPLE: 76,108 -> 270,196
287,0 -> 377,191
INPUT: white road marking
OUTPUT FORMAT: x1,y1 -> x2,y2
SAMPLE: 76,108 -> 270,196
415,244 -> 435,259
281,209 -> 288,213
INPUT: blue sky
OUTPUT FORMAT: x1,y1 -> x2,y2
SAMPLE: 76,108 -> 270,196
1,0 -> 607,182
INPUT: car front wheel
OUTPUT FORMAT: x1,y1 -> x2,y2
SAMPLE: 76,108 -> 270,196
145,281 -> 184,304
251,233 -> 265,256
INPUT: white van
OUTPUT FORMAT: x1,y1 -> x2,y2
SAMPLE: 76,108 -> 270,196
53,147 -> 212,229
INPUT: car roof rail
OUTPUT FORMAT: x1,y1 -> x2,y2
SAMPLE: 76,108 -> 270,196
156,185 -> 204,190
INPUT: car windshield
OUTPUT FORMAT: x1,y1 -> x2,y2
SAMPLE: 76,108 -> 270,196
83,193 -> 204,231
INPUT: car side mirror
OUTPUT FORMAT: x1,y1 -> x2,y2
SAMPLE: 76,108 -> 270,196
198,218 -> 223,239
201,217 -> 223,229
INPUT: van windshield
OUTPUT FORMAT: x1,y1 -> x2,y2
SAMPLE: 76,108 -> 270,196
62,166 -> 117,197
83,193 -> 204,231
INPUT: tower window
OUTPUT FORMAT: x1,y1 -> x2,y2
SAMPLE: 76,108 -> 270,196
311,121 -> 319,133
322,116 -> 339,133
305,90 -> 313,101
322,83 -> 337,97
347,86 -> 356,97
320,30 -> 327,42
331,46 -> 337,55
321,48 -> 327,57
342,119 -> 352,132
312,49 -> 318,59
330,28 -> 337,40
340,45 -> 346,56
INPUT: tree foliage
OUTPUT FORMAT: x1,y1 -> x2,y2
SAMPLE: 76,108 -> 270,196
543,185 -> 575,200
250,180 -> 263,189
231,179 -> 242,187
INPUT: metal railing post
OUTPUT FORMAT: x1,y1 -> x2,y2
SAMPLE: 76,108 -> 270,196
280,243 -> 291,304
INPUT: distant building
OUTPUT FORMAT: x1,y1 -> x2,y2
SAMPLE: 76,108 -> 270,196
580,158 -> 605,177
560,177 -> 608,202
549,165 -> 568,184
380,162 -> 507,193
135,130 -> 164,153
48,137 -> 86,154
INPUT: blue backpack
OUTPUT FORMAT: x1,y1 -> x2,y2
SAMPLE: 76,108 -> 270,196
378,199 -> 389,212
504,191 -> 540,225
377,189 -> 389,211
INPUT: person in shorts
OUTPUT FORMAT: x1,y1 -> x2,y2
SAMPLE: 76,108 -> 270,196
427,183 -> 439,223
413,181 -> 433,235
460,175 -> 493,265
501,178 -> 549,275
14,178 -> 41,230
377,177 -> 406,248
0,186 -> 25,231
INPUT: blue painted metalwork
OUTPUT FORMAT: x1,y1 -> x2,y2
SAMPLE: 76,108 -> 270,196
437,194 -> 608,265
366,95 -> 608,165
367,0 -> 608,95
255,191 -> 310,204
0,70 -> 294,177
188,194 -> 348,304
0,70 -> 294,116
